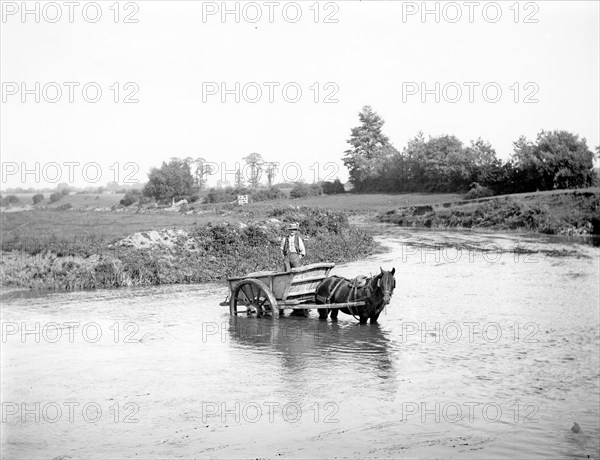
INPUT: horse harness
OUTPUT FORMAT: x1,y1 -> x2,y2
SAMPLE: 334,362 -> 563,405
317,275 -> 383,319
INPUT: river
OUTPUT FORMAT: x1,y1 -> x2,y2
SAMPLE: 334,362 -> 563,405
1,226 -> 599,459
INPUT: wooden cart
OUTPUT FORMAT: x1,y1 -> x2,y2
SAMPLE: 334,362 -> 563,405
221,263 -> 366,317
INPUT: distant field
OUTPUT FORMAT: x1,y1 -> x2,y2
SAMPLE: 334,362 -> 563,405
0,210 -> 228,248
245,193 -> 464,213
5,192 -> 125,209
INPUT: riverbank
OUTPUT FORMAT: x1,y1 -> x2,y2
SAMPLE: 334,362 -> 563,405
378,189 -> 600,235
2,189 -> 599,290
0,207 -> 378,290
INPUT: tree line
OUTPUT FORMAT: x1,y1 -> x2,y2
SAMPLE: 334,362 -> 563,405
134,153 -> 344,205
343,106 -> 599,196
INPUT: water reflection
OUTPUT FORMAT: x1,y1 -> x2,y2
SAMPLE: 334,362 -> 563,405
227,316 -> 398,395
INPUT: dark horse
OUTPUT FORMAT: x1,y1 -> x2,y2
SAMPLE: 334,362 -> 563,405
315,268 -> 396,324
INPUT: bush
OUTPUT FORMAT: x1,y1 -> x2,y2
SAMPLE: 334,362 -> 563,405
57,203 -> 73,211
49,193 -> 63,203
120,189 -> 142,207
32,194 -> 44,204
465,183 -> 495,200
289,183 -> 323,199
1,195 -> 22,207
268,207 -> 349,236
252,187 -> 286,202
60,188 -> 70,195
322,179 -> 345,195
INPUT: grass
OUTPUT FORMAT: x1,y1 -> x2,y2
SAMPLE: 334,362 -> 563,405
0,208 -> 378,289
2,192 -> 126,210
235,192 -> 464,213
0,210 -> 240,255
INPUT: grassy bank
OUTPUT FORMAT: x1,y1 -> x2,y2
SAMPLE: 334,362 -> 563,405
0,208 -> 378,290
378,188 -> 600,235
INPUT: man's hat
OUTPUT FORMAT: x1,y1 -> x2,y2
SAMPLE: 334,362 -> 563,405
286,223 -> 299,230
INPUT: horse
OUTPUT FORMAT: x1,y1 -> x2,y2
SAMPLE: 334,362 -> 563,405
315,268 -> 396,324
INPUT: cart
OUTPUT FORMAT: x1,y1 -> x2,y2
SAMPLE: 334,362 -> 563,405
221,263 -> 366,317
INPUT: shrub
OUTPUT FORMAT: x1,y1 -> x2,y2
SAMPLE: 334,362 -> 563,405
252,187 -> 286,202
60,188 -> 70,195
289,183 -> 323,199
57,203 -> 73,211
32,194 -> 44,204
322,179 -> 345,195
465,183 -> 495,200
120,189 -> 142,207
1,195 -> 22,207
49,193 -> 63,203
268,207 -> 349,236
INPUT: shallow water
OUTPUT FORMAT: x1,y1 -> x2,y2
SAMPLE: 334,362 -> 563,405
1,227 -> 599,459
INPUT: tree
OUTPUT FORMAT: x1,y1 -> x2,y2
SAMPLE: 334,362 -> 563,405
243,152 -> 264,188
465,138 -> 497,168
32,193 -> 44,204
398,132 -> 427,190
235,168 -> 244,187
143,158 -> 195,202
422,135 -> 466,190
264,162 -> 279,187
511,131 -> 595,191
343,106 -> 392,189
193,157 -> 213,191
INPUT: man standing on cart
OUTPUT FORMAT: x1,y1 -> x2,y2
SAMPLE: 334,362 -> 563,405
281,223 -> 306,271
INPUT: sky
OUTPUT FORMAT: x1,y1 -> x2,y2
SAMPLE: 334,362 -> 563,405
1,0 -> 599,189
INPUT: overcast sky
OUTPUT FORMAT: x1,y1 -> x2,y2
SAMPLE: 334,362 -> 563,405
1,0 -> 599,189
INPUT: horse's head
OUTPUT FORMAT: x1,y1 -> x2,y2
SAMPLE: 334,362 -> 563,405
377,267 -> 396,305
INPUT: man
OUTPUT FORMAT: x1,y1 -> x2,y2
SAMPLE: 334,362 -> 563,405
280,223 -> 305,271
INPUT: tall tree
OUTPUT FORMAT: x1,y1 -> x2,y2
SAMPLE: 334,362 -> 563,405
193,157 -> 213,191
243,152 -> 264,188
264,162 -> 279,187
235,168 -> 244,187
343,106 -> 392,189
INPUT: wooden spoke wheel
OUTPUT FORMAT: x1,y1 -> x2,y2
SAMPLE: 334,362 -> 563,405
230,279 -> 279,318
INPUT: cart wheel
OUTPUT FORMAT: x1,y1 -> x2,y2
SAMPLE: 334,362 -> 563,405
230,279 -> 279,318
